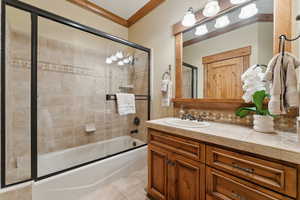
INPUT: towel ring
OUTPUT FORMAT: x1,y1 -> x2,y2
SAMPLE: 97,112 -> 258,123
279,34 -> 300,57
162,65 -> 172,80
162,71 -> 170,80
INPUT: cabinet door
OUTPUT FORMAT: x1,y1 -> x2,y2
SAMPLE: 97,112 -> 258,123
148,144 -> 169,200
169,154 -> 205,200
204,56 -> 246,99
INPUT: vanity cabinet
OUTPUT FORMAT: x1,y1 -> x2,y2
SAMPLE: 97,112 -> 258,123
148,143 -> 205,200
148,130 -> 206,200
147,129 -> 299,200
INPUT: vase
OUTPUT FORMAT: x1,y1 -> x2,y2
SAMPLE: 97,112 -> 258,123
253,114 -> 274,133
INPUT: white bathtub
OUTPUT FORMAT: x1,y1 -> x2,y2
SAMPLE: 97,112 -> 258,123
38,136 -> 145,177
33,143 -> 147,200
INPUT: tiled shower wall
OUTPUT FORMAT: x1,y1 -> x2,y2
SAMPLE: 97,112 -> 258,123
6,27 -> 149,184
0,183 -> 32,200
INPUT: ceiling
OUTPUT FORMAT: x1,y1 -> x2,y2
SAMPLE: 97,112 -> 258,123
67,0 -> 165,27
90,0 -> 150,19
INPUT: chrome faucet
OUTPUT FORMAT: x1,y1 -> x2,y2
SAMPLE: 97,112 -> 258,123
181,113 -> 196,121
181,113 -> 204,121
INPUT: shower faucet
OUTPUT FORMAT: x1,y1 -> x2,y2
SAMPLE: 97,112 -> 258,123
130,129 -> 139,134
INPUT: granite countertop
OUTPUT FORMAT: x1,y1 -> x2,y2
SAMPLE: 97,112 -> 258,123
146,118 -> 300,164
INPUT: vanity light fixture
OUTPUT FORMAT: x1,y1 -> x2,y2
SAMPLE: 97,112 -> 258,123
105,57 -> 112,64
118,60 -> 124,66
195,24 -> 208,36
123,58 -> 130,64
230,0 -> 247,4
203,0 -> 220,17
128,56 -> 134,62
116,51 -> 124,59
182,7 -> 196,27
110,55 -> 118,61
215,15 -> 230,28
239,3 -> 258,19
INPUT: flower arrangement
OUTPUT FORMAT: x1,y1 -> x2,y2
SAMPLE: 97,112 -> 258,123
235,90 -> 274,118
236,65 -> 275,133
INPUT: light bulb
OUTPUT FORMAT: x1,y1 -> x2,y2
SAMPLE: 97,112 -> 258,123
105,57 -> 112,64
230,0 -> 247,4
116,51 -> 124,59
203,0 -> 220,17
110,55 -> 117,61
195,25 -> 208,36
239,3 -> 258,19
118,61 -> 124,66
215,15 -> 230,28
128,56 -> 134,62
182,7 -> 196,27
123,58 -> 130,64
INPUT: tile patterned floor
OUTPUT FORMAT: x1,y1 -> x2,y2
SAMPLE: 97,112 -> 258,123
81,166 -> 150,200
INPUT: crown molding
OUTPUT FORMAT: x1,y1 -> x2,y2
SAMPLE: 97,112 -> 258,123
67,0 -> 165,27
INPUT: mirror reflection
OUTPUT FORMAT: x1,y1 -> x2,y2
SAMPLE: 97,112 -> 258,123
182,0 -> 274,99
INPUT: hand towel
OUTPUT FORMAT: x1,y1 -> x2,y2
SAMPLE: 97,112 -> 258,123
161,79 -> 169,92
263,52 -> 300,115
161,80 -> 172,107
116,93 -> 136,116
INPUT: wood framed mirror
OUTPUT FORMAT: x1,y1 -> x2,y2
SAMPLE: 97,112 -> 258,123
173,0 -> 293,110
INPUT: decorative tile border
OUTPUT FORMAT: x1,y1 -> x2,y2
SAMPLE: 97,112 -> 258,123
10,59 -> 103,77
174,108 -> 297,132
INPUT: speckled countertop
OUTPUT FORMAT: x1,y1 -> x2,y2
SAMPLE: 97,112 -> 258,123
146,118 -> 300,164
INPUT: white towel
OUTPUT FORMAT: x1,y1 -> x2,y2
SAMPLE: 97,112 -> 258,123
263,53 -> 300,115
161,80 -> 172,107
116,93 -> 136,116
161,79 -> 169,92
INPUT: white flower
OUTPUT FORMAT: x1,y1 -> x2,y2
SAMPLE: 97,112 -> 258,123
241,65 -> 268,103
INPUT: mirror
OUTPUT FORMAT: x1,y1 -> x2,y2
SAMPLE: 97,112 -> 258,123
182,0 -> 274,99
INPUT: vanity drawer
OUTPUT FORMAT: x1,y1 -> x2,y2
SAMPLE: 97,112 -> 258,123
206,146 -> 297,198
206,167 -> 293,200
148,129 -> 205,162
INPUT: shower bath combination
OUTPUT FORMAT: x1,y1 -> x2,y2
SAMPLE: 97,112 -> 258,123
0,0 -> 151,190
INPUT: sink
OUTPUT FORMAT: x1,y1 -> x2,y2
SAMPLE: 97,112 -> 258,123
164,118 -> 210,128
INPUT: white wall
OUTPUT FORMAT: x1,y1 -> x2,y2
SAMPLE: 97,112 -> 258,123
183,22 -> 273,98
129,0 -> 206,118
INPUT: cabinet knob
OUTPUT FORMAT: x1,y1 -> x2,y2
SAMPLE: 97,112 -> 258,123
231,191 -> 247,200
167,160 -> 175,166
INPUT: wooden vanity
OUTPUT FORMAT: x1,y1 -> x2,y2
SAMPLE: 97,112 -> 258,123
146,119 -> 300,200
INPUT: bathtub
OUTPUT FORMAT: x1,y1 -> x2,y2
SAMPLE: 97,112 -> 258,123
33,142 -> 147,200
38,136 -> 145,177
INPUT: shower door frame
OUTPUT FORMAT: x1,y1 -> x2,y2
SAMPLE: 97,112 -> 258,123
1,0 -> 151,188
